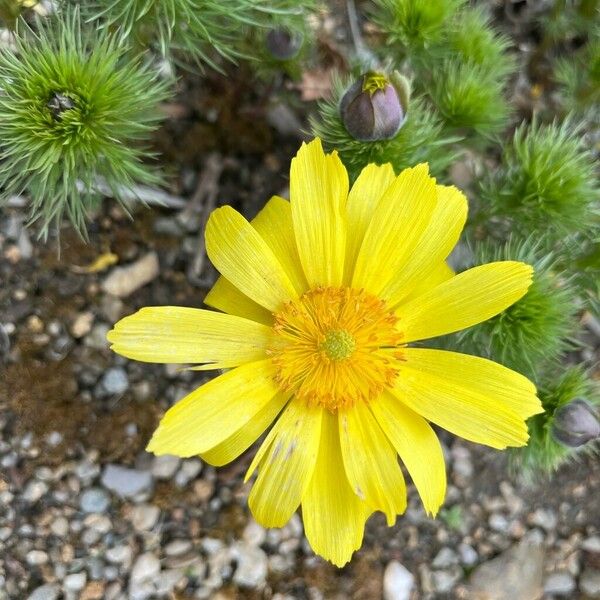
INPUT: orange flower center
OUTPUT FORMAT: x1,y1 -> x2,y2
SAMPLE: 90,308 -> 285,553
270,287 -> 404,411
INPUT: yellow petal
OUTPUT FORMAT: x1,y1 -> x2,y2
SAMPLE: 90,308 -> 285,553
371,392 -> 446,516
344,163 -> 395,284
302,410 -> 370,567
247,397 -> 322,528
382,184 -> 468,306
403,261 -> 454,303
338,402 -> 407,526
146,359 -> 279,457
205,206 -> 298,312
352,164 -> 438,294
107,306 -> 273,368
402,348 -> 542,420
391,351 -> 538,449
252,195 -> 308,295
290,138 -> 349,287
397,261 -> 534,343
204,277 -> 272,326
201,393 -> 289,467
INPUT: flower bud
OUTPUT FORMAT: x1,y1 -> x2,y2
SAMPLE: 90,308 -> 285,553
265,28 -> 303,61
552,398 -> 600,448
340,71 -> 410,142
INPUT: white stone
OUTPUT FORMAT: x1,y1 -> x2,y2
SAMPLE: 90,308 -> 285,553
383,561 -> 415,600
102,252 -> 159,298
151,455 -> 181,480
232,544 -> 267,589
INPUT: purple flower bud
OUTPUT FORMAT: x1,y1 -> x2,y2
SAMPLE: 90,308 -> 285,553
265,28 -> 303,61
552,398 -> 600,448
340,71 -> 409,142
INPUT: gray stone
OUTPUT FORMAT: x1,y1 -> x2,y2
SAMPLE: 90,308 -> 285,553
467,535 -> 544,600
432,568 -> 462,593
27,584 -> 59,600
581,569 -> 600,598
174,458 -> 202,487
101,368 -> 129,395
23,480 -> 48,503
129,552 -> 161,600
64,572 -> 87,592
529,507 -> 557,531
489,513 -> 509,532
105,544 -> 132,566
80,488 -> 110,513
151,455 -> 180,479
26,550 -> 48,566
165,540 -> 192,557
50,516 -> 69,537
432,547 -> 459,569
543,571 -> 575,596
232,543 -> 268,588
101,464 -> 153,498
458,543 -> 479,566
243,520 -> 266,547
130,504 -> 160,531
383,561 -> 415,600
155,569 -> 185,595
102,252 -> 159,298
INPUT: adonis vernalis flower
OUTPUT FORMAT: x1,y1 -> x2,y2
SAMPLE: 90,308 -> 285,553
108,138 -> 542,566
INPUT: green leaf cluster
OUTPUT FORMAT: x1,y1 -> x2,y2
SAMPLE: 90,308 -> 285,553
0,9 -> 170,237
373,0 -> 515,138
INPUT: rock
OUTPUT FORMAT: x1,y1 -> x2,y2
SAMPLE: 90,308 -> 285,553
165,540 -> 192,557
174,458 -> 202,487
431,568 -> 462,593
27,584 -> 59,600
383,561 -> 415,600
129,552 -> 161,600
26,550 -> 48,565
543,571 -> 575,596
101,464 -> 153,499
155,569 -> 185,595
489,513 -> 509,533
23,480 -> 48,503
50,516 -> 69,537
151,455 -> 180,479
102,252 -> 159,298
105,544 -> 132,566
100,368 -> 129,395
130,504 -> 160,531
193,479 -> 214,502
581,569 -> 600,598
80,488 -> 110,514
243,520 -> 267,547
467,535 -> 545,600
232,543 -> 268,589
71,312 -> 94,338
529,508 -> 557,532
64,572 -> 87,592
458,543 -> 479,567
432,547 -> 459,569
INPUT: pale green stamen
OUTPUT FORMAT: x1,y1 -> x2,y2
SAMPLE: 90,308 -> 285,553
321,329 -> 356,361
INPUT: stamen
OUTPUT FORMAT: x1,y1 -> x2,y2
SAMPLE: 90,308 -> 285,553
270,287 -> 403,411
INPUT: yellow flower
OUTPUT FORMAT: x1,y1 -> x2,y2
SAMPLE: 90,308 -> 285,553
107,139 -> 542,567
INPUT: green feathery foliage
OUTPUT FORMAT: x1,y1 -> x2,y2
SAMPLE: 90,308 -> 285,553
310,75 -> 460,181
89,0 -> 297,70
443,5 -> 514,75
455,239 -> 580,379
372,1 -> 514,139
511,366 -> 600,478
0,10 -> 170,237
477,119 -> 599,241
555,33 -> 600,116
373,0 -> 466,55
428,59 -> 511,137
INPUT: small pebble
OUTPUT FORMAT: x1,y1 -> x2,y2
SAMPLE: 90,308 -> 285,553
383,561 -> 415,600
80,488 -> 110,514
